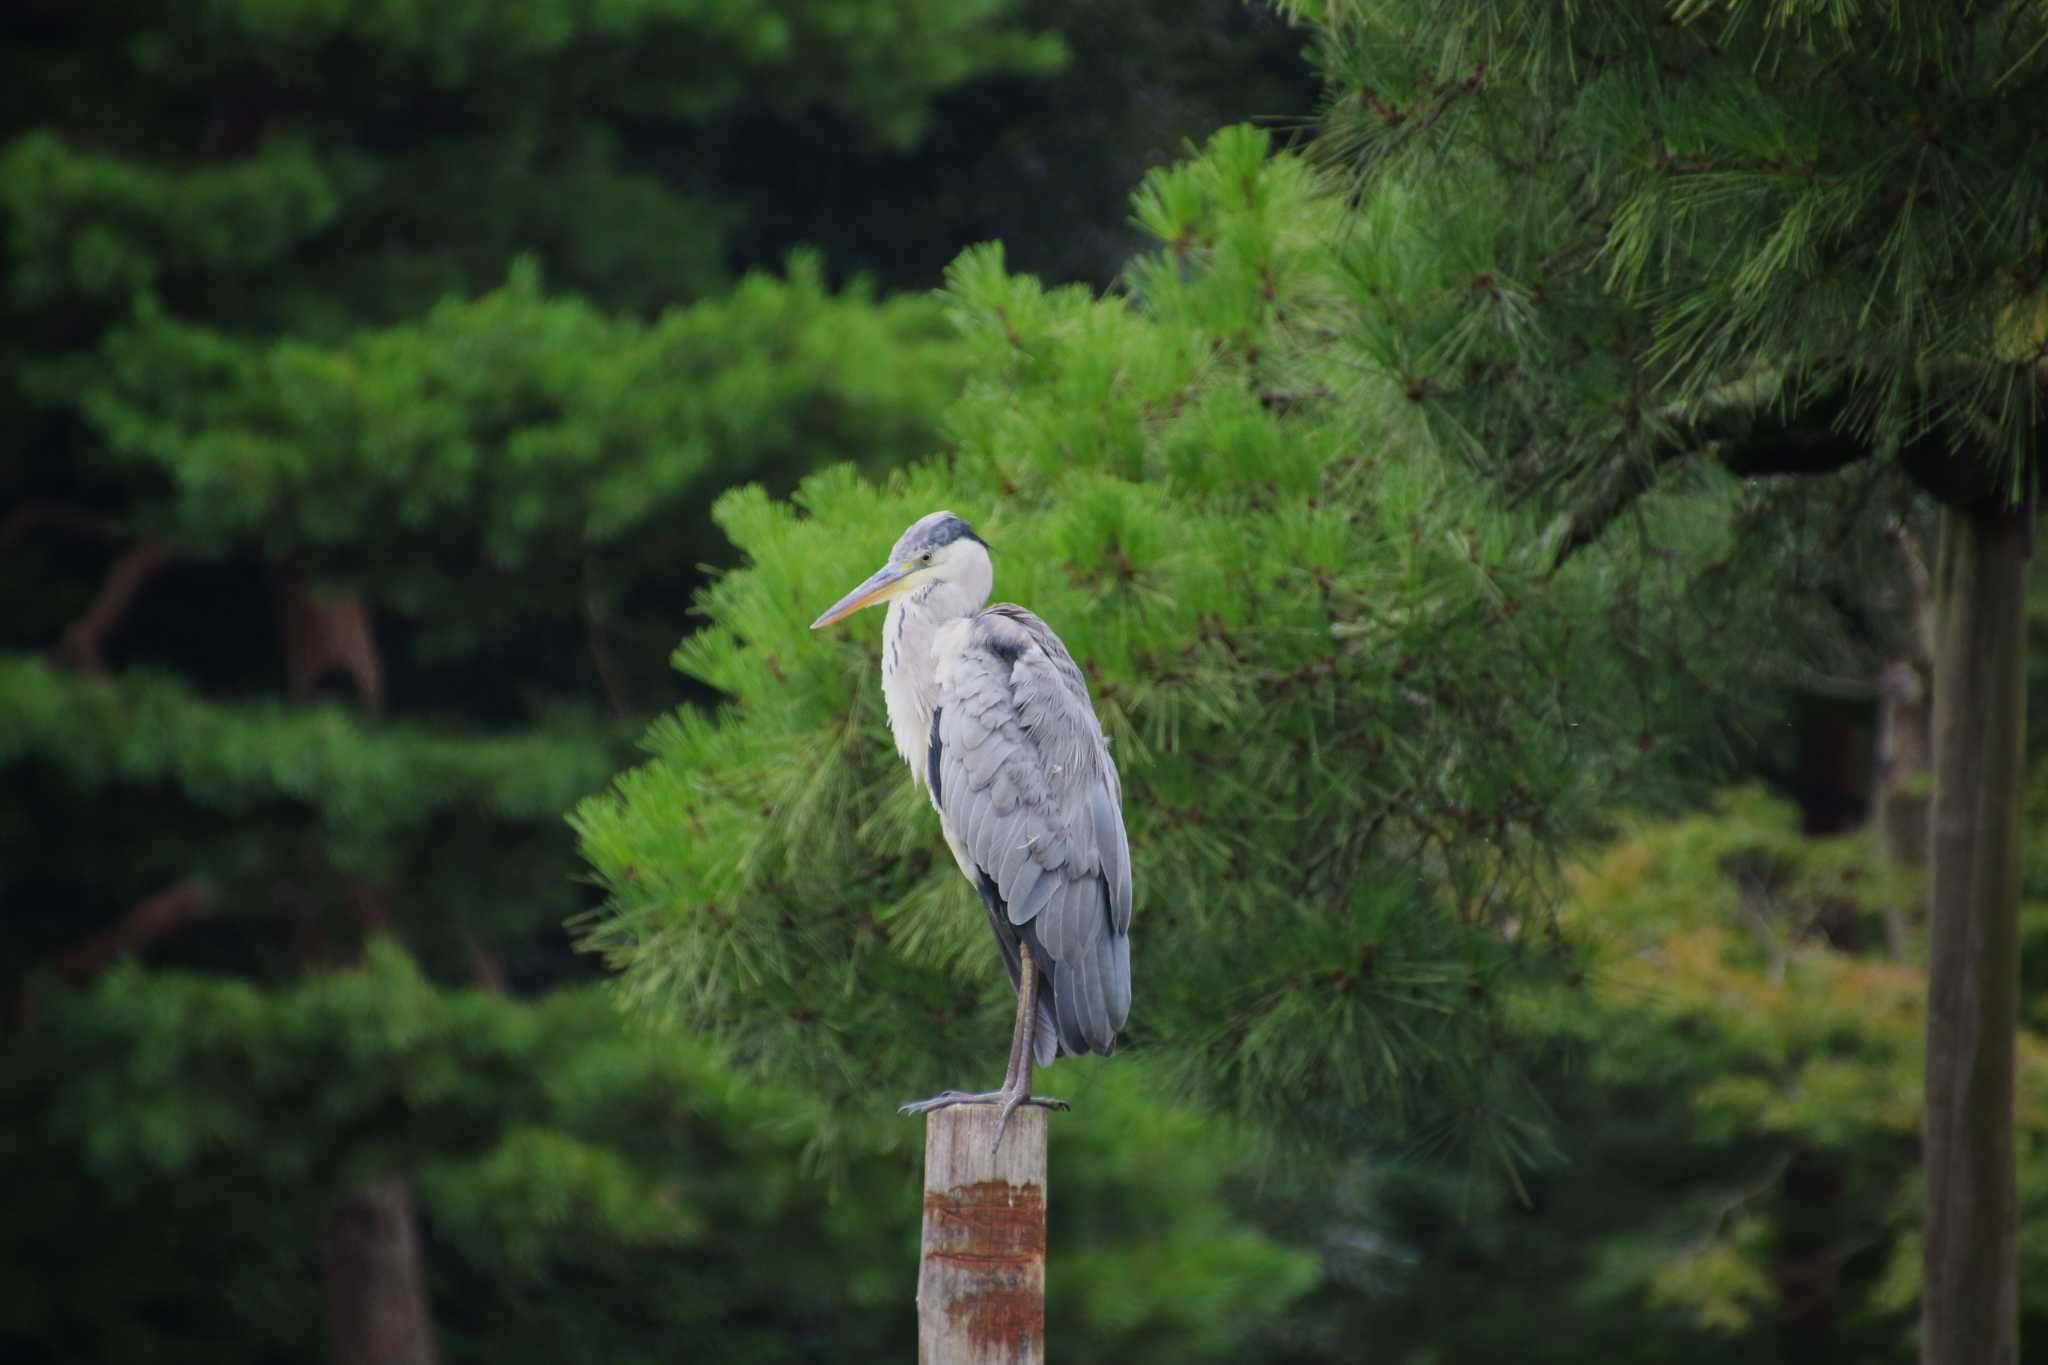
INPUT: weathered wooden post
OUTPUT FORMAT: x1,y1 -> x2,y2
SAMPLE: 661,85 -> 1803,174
916,1105 -> 1047,1364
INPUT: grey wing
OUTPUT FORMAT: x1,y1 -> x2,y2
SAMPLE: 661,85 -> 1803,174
935,605 -> 1132,1063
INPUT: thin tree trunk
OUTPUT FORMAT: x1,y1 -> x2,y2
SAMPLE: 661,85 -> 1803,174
321,1177 -> 439,1365
275,570 -> 384,714
1875,526 -> 1938,930
1775,1147 -> 1846,1356
1920,503 -> 2025,1365
52,538 -> 176,674
297,596 -> 435,1365
1873,656 -> 1933,958
1872,522 -> 1937,956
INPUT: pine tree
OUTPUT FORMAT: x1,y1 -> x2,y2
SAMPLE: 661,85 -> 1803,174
1300,776 -> 2048,1364
2,946 -> 1314,1364
3,251 -> 960,1365
575,127 -> 1780,1184
2,2 -> 1031,1359
1287,3 -> 2046,1355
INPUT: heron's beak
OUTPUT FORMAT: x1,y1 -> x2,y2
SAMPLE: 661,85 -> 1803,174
810,561 -> 917,629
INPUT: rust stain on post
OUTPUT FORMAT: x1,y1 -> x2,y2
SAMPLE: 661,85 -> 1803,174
917,1106 -> 1046,1364
927,1181 -> 1045,1346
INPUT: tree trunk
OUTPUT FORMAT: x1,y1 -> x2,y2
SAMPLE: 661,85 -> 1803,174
1875,525 -> 1939,923
1873,520 -> 1938,952
1875,657 -> 1935,857
275,570 -> 384,714
1920,503 -> 2026,1365
287,573 -> 433,1365
1775,1147 -> 1846,1357
321,1177 -> 439,1365
1874,655 -> 1934,957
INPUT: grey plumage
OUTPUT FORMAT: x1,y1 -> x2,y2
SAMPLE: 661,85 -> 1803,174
810,509 -> 1132,1135
933,603 -> 1132,1063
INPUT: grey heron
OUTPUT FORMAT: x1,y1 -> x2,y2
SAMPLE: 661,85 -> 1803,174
810,510 -> 1132,1148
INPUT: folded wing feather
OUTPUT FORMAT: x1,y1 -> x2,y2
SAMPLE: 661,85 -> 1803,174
932,605 -> 1131,1059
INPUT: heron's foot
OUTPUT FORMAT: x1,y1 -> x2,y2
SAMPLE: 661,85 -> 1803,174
897,1089 -> 1070,1118
990,1083 -> 1049,1157
898,1089 -> 997,1116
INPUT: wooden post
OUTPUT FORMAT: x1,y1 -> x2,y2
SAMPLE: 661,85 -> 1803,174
917,1105 -> 1047,1364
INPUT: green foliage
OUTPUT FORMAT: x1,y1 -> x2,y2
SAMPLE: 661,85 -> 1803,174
2,0 -> 1044,705
1302,784 -> 2048,1363
1293,0 -> 2048,500
0,131 -> 341,308
42,253 -> 964,659
1046,1069 -> 1323,1358
1258,9 -> 2044,1356
3,945 -> 1314,1364
0,658 -> 614,831
728,0 -> 1316,291
0,658 -> 617,904
577,128 -> 1776,1184
1,0 -> 1063,306
203,0 -> 1066,140
26,1 -> 2042,1360
0,9 -> 1335,1364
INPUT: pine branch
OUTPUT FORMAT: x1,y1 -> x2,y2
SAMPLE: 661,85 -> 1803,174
1887,520 -> 1938,661
1,500 -> 125,547
274,571 -> 383,716
53,878 -> 215,983
11,877 -> 214,1031
1543,441 -> 1689,572
52,539 -> 178,674
1548,385 -> 1875,572
582,551 -> 632,716
467,938 -> 510,993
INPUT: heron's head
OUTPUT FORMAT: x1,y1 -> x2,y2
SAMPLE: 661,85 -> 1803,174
809,510 -> 991,629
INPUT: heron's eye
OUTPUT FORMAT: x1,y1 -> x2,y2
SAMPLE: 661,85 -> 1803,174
919,551 -> 935,566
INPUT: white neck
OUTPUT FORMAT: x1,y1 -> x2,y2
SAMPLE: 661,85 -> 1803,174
880,572 -> 989,783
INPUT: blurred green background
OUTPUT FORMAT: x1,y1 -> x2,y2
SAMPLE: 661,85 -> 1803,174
4,3 -> 2043,1363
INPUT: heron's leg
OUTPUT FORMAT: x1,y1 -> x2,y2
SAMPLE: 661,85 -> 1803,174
995,943 -> 1036,1091
987,943 -> 1056,1151
897,942 -> 1069,1137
